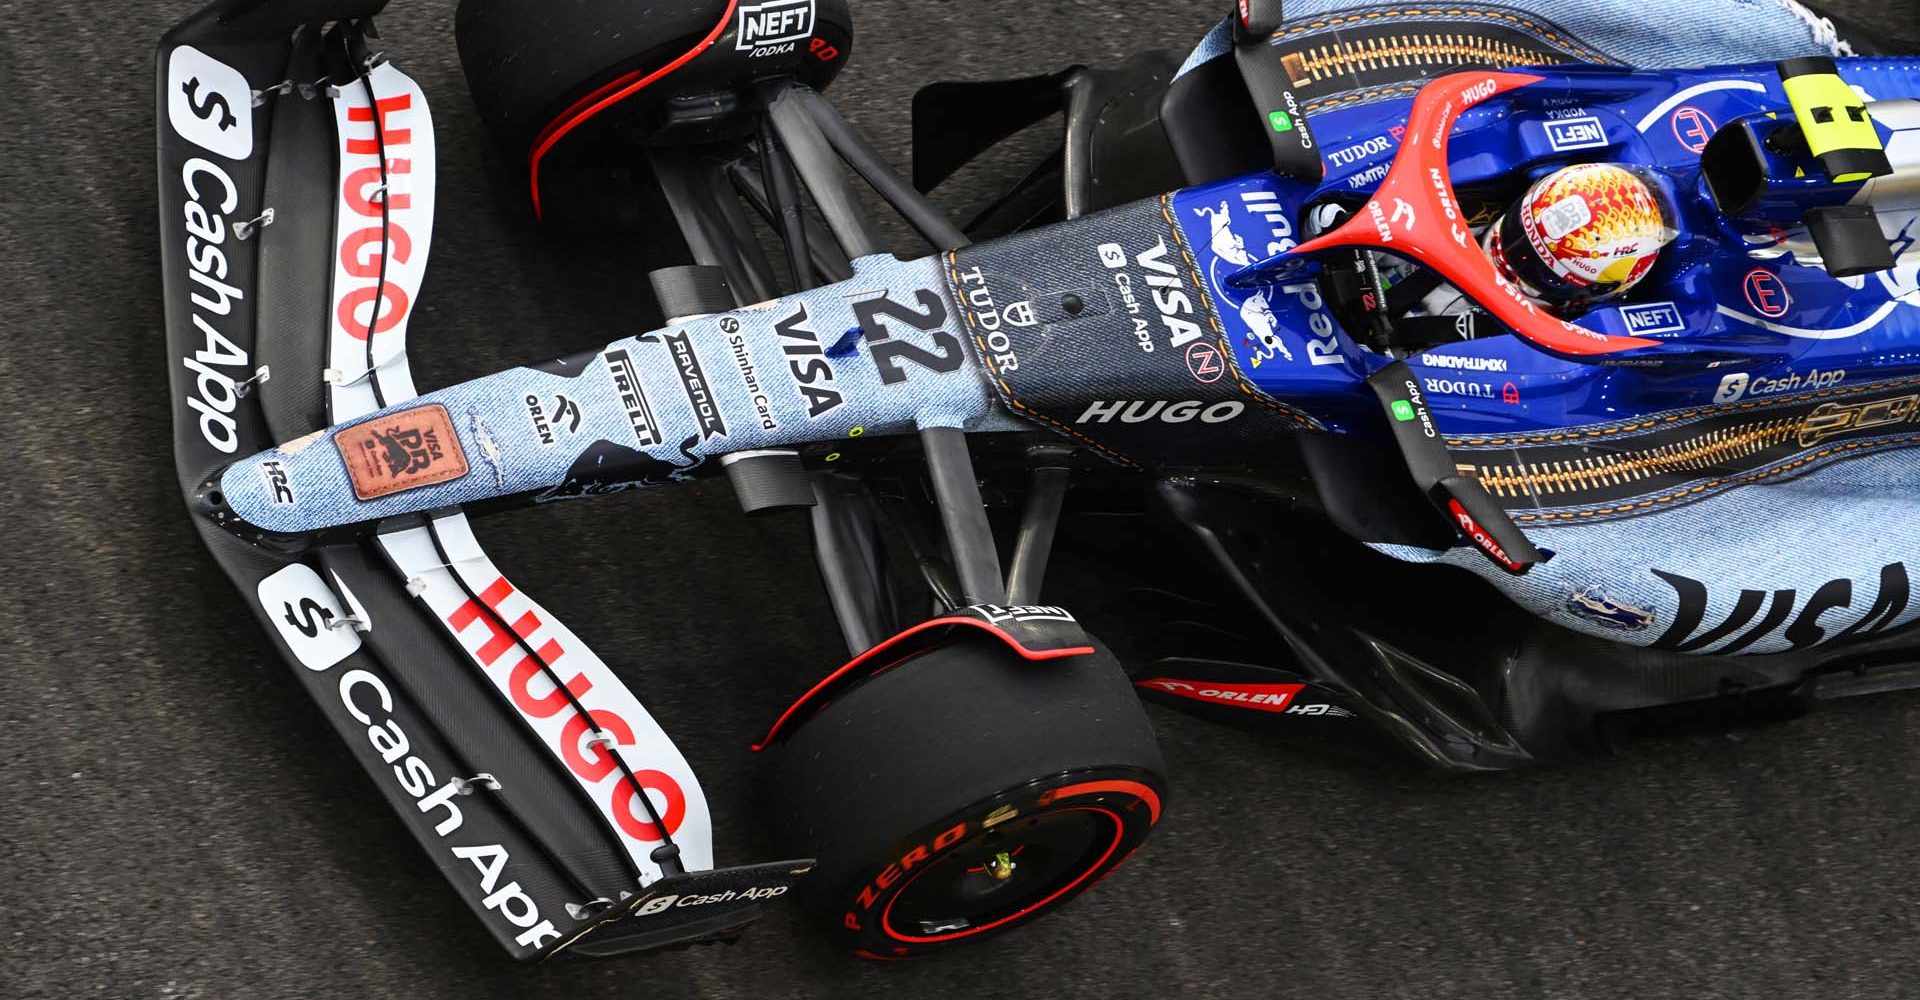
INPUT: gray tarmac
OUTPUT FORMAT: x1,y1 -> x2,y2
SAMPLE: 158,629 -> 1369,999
4,1 -> 1920,997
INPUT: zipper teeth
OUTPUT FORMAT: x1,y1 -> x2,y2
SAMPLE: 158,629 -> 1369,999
1281,35 -> 1563,88
1474,418 -> 1802,499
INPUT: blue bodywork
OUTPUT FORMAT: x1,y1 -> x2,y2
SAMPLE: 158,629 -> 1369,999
1171,58 -> 1920,436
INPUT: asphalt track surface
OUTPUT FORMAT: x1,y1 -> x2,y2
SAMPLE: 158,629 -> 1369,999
8,1 -> 1920,997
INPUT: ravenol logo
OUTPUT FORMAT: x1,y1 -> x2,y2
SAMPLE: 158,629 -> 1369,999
1619,301 -> 1686,335
1544,115 -> 1608,152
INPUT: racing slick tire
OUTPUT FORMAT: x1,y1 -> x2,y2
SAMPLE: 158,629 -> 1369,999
762,631 -> 1165,958
454,0 -> 853,224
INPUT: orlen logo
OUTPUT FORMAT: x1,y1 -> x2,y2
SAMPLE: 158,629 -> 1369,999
1446,498 -> 1525,572
167,46 -> 253,161
737,0 -> 814,54
1137,678 -> 1306,713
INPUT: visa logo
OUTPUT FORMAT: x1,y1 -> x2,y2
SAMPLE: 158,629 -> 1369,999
1620,301 -> 1686,335
1544,116 -> 1608,152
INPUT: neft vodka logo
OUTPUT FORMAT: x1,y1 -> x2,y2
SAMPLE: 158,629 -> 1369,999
604,350 -> 664,447
737,0 -> 814,56
1619,301 -> 1685,336
167,46 -> 253,160
1544,115 -> 1608,152
974,605 -> 1077,625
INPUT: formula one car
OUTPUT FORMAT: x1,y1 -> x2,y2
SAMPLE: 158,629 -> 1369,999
159,0 -> 1920,964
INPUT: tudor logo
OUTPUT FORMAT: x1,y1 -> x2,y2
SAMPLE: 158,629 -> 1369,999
1001,300 -> 1038,327
737,0 -> 814,55
167,46 -> 253,160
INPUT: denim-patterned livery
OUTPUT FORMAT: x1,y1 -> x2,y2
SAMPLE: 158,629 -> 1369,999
214,10 -> 1920,656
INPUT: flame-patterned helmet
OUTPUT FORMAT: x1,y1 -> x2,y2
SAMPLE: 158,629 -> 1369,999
1487,163 -> 1671,305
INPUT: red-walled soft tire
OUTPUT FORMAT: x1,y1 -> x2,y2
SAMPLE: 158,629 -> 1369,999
761,632 -> 1165,958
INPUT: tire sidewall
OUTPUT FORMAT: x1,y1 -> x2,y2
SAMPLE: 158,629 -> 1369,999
836,765 -> 1164,958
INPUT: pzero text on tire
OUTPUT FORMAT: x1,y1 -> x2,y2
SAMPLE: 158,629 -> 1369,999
761,631 -> 1165,958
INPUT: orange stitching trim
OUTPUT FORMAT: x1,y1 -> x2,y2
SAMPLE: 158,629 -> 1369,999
1448,374 -> 1920,448
1511,433 -> 1920,523
941,250 -> 1141,469
1305,85 -> 1423,114
1274,8 -> 1605,59
1156,195 -> 1319,430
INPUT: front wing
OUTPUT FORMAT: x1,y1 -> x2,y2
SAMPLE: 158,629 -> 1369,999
157,0 -> 801,960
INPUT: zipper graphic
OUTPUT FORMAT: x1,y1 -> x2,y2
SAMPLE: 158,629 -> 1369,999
1445,383 -> 1920,519
1465,418 -> 1801,499
1266,12 -> 1605,107
1282,34 -> 1565,91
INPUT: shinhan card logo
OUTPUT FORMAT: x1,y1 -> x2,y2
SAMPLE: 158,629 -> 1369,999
167,46 -> 254,161
1619,301 -> 1686,335
1544,115 -> 1608,152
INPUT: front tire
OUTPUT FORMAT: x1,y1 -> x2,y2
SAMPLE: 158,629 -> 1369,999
761,631 -> 1165,958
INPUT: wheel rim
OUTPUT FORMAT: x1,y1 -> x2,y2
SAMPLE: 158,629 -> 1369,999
880,806 -> 1123,944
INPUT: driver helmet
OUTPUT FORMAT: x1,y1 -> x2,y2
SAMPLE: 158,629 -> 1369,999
1485,162 -> 1672,307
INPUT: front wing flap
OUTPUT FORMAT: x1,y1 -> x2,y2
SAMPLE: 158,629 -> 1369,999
157,0 -> 787,960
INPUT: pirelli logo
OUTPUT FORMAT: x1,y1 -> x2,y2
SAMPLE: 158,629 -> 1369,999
604,349 -> 663,447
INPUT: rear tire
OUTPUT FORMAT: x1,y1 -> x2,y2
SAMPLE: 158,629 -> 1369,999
762,631 -> 1165,958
